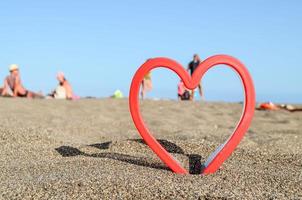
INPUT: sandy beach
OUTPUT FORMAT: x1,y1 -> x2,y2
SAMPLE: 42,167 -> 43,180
0,98 -> 301,199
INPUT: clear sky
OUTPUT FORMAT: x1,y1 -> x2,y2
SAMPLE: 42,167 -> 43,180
0,0 -> 301,103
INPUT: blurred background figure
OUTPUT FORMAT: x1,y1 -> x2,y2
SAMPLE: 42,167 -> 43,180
140,71 -> 152,100
1,64 -> 43,98
48,72 -> 74,100
257,102 -> 302,112
187,54 -> 203,101
111,89 -> 124,99
177,80 -> 190,101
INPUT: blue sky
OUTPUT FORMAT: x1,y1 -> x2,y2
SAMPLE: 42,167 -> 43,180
0,0 -> 301,103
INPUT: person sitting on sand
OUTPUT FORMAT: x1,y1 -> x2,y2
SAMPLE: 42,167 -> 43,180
257,102 -> 302,112
1,64 -> 43,98
0,87 -> 4,96
49,72 -> 74,100
140,71 -> 152,100
177,80 -> 190,101
187,54 -> 203,101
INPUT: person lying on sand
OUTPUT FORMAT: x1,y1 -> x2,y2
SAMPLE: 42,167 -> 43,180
1,64 -> 43,98
257,102 -> 302,112
48,72 -> 74,100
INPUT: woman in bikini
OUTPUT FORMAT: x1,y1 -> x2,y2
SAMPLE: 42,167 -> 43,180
1,64 -> 43,98
177,80 -> 190,101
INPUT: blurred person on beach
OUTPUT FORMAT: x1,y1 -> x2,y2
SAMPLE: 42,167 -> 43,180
0,87 -> 4,95
110,89 -> 124,99
140,71 -> 152,100
177,80 -> 190,101
257,102 -> 302,112
1,64 -> 43,98
48,72 -> 74,100
187,54 -> 203,100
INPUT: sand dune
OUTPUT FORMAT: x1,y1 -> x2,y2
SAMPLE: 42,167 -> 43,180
0,98 -> 301,199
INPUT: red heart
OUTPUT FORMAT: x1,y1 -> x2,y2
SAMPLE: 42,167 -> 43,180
129,55 -> 255,174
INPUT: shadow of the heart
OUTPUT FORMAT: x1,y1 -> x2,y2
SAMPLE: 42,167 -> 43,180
89,142 -> 112,150
55,145 -> 169,171
128,139 -> 205,174
128,139 -> 185,154
55,139 -> 205,174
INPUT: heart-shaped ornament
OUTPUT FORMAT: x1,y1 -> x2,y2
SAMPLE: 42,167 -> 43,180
129,55 -> 255,174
